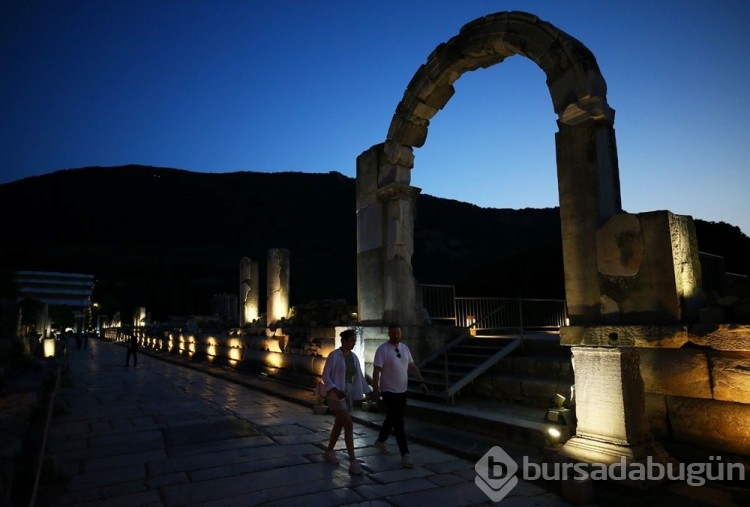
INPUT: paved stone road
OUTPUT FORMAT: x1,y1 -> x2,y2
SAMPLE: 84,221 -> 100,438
43,339 -> 575,506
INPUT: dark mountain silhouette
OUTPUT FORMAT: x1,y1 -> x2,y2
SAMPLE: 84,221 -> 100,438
0,165 -> 748,321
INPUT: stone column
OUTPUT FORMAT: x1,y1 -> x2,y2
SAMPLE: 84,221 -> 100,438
561,346 -> 672,470
239,257 -> 259,326
266,248 -> 290,327
555,117 -> 621,325
378,182 -> 421,325
356,142 -> 421,325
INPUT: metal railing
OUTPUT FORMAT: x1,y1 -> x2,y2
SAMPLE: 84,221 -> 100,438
422,284 -> 567,332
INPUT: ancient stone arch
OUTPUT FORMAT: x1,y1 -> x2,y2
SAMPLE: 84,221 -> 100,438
357,11 -> 704,470
356,11 -> 621,327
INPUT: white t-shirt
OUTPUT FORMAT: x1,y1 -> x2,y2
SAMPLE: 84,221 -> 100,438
373,341 -> 413,393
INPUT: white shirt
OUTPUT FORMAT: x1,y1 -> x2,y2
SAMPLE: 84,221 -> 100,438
321,348 -> 371,400
373,341 -> 413,393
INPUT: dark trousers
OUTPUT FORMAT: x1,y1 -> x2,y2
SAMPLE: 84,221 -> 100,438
125,347 -> 137,367
377,391 -> 409,455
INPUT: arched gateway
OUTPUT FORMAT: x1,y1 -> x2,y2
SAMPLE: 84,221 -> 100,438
357,11 -> 703,472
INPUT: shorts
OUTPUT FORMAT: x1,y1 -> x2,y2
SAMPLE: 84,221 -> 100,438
326,382 -> 353,413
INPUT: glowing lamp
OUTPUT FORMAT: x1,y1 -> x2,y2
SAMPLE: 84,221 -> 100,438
43,338 -> 56,358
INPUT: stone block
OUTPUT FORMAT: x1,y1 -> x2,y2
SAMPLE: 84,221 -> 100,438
667,396 -> 750,456
710,351 -> 750,403
560,325 -> 688,348
491,375 -> 522,400
377,163 -> 411,187
689,324 -> 750,351
597,211 -> 702,324
356,144 -> 381,199
521,379 -> 558,400
639,348 -> 712,399
570,347 -> 652,445
644,393 -> 669,438
383,140 -> 415,168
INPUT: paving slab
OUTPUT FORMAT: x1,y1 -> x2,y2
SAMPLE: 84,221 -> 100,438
34,338 -> 744,506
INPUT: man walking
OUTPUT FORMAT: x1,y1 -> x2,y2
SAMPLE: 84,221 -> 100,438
371,322 -> 427,468
124,334 -> 138,367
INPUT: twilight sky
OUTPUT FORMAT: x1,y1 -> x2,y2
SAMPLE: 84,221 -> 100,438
2,1 -> 749,235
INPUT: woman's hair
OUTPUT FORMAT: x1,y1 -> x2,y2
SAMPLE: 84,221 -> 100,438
339,329 -> 356,340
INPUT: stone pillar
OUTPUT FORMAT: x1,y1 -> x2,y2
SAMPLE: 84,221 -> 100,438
133,307 -> 147,328
266,248 -> 290,327
378,182 -> 421,325
356,142 -> 421,325
239,257 -> 259,326
556,118 -> 621,325
561,346 -> 671,470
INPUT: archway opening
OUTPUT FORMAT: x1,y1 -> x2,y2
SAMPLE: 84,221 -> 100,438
409,56 -> 563,298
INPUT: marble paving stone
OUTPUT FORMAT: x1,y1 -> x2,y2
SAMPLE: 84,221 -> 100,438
81,449 -> 167,473
88,429 -> 164,447
354,477 -> 439,500
40,340 -> 584,507
188,454 -> 308,482
54,434 -> 165,463
166,434 -> 275,459
145,470 -> 189,489
161,462 -> 351,505
149,442 -> 320,476
270,430 -> 330,445
258,423 -> 314,436
426,472 -> 468,487
388,480 -> 490,506
162,418 -> 260,446
67,462 -> 147,491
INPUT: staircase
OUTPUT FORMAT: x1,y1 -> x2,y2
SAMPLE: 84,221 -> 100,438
408,333 -> 524,404
405,332 -> 574,448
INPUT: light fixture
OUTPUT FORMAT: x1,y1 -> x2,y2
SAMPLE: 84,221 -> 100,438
544,393 -> 574,448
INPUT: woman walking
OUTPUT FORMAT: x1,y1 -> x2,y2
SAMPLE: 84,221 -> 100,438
320,329 -> 371,475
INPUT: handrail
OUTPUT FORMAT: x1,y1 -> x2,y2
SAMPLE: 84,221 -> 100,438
469,304 -> 505,332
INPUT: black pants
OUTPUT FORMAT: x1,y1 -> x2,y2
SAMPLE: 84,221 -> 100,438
377,391 -> 409,455
125,347 -> 137,367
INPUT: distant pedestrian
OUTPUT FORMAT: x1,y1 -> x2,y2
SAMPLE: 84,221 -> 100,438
320,329 -> 371,475
371,322 -> 427,468
124,334 -> 138,367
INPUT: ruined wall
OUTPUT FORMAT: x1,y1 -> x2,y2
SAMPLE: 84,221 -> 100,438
563,324 -> 750,458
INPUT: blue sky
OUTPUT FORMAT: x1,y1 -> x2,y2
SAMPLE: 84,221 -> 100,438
2,1 -> 749,235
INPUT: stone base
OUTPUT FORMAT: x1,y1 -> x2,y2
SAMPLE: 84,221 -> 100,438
561,435 -> 674,489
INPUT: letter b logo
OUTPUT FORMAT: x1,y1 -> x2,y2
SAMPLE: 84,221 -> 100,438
475,446 -> 519,502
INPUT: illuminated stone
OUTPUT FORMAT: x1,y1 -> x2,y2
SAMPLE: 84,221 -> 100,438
239,257 -> 259,326
266,248 -> 290,327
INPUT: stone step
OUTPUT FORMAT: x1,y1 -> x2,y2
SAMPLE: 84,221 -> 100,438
405,397 -> 553,449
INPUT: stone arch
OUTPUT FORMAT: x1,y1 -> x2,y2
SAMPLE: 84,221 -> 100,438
356,11 -> 621,326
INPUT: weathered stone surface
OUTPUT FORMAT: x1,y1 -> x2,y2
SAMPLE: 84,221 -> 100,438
521,378 -> 558,400
560,325 -> 688,348
596,213 -> 643,277
644,393 -> 669,438
377,163 -> 411,187
570,347 -> 651,446
383,140 -> 415,168
639,349 -> 711,399
667,396 -> 750,455
689,324 -> 750,351
597,211 -> 702,325
490,375 -> 522,400
710,351 -> 750,403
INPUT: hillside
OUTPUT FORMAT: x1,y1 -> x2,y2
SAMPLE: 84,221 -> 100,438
0,165 -> 748,321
